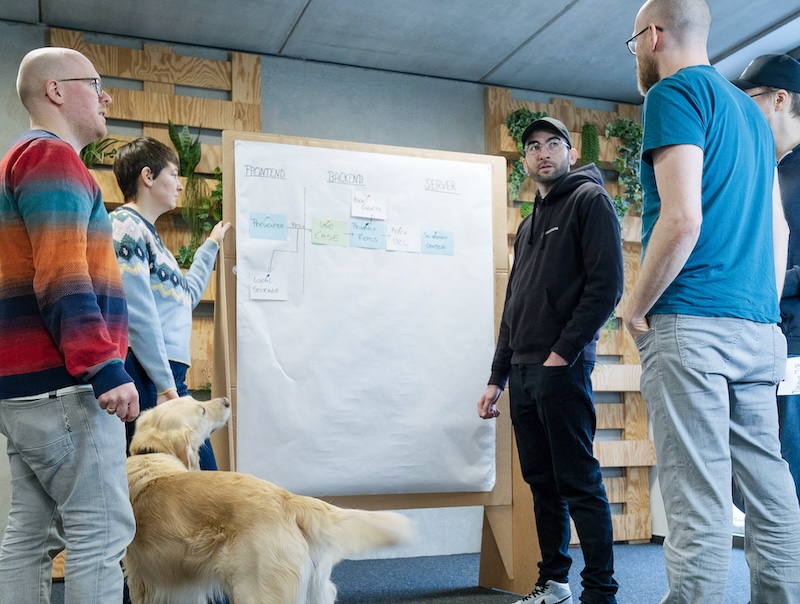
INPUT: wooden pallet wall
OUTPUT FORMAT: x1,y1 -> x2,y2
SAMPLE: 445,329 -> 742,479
479,87 -> 653,593
50,28 -> 261,391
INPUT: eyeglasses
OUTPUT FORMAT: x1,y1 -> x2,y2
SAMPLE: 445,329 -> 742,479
626,25 -> 664,55
524,137 -> 570,157
57,77 -> 104,98
747,91 -> 771,99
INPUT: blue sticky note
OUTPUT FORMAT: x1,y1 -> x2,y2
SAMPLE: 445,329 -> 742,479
250,212 -> 288,240
350,220 -> 385,249
421,230 -> 454,256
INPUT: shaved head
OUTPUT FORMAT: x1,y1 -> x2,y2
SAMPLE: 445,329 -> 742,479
15,46 -> 110,151
638,0 -> 711,47
16,47 -> 91,110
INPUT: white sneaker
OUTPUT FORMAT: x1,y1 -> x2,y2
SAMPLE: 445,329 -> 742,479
512,579 -> 573,604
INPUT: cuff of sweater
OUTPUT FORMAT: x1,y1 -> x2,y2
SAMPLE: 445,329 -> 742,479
89,360 -> 133,398
552,341 -> 581,366
488,373 -> 508,389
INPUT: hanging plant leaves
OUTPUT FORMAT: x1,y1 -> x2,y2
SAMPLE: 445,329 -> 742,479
168,120 -> 202,177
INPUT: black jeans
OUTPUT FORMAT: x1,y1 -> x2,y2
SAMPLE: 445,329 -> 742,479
509,360 -> 618,604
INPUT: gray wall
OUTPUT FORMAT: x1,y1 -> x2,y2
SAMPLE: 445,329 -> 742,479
0,20 -> 667,557
0,20 -> 490,558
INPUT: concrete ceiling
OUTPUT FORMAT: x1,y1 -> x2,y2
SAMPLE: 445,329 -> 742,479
2,0 -> 800,104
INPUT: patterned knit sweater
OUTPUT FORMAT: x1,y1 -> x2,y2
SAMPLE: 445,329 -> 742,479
109,207 -> 218,394
0,130 -> 131,399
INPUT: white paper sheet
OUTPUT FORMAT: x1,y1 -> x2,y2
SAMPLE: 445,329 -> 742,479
233,140 -> 496,497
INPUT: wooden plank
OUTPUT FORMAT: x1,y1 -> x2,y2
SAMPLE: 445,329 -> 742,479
624,467 -> 652,516
597,326 -> 627,356
50,29 -> 232,91
597,403 -> 625,430
602,476 -> 627,504
52,549 -> 65,580
569,513 -> 652,545
479,430 -> 540,593
106,88 -> 261,132
187,316 -> 214,390
594,439 -> 656,467
591,364 -> 641,392
612,512 -> 652,542
231,52 -> 262,108
621,215 -> 642,244
623,392 -> 649,440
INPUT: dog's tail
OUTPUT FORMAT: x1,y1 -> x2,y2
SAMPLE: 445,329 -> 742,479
292,496 -> 414,560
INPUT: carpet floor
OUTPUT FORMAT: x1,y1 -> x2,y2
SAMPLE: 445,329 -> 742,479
51,541 -> 751,603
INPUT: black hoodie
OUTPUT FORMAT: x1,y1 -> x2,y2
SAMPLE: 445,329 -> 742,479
489,164 -> 624,387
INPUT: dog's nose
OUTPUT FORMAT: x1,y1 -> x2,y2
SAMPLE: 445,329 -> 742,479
222,397 -> 231,408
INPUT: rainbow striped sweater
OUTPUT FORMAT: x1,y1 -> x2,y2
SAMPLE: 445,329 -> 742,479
0,130 -> 131,399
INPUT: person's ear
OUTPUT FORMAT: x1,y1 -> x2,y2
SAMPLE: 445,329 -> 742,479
568,146 -> 579,166
774,89 -> 790,112
140,166 -> 154,188
44,80 -> 65,105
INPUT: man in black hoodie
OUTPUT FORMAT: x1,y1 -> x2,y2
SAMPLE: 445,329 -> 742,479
478,117 -> 623,604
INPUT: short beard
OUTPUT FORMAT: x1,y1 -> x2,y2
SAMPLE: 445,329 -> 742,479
531,162 -> 569,187
637,52 -> 659,96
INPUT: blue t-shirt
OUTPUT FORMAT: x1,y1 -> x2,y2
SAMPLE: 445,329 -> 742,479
640,65 -> 779,323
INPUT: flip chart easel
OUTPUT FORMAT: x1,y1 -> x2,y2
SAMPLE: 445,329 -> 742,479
213,130 -> 530,591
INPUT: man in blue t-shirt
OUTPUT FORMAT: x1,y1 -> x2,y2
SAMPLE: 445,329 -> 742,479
625,1 -> 800,602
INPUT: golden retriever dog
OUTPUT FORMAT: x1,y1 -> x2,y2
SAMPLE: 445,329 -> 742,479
125,396 -> 413,604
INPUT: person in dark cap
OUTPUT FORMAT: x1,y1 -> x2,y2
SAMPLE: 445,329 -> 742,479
734,53 -> 800,503
477,116 -> 623,604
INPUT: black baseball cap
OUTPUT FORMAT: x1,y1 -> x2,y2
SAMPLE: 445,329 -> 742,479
521,117 -> 572,148
732,54 -> 800,93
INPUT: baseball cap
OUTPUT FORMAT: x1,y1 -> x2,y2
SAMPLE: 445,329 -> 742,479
732,54 -> 800,93
521,117 -> 572,148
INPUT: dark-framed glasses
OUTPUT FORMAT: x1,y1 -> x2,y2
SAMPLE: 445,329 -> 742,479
57,77 -> 104,98
524,137 -> 569,157
626,25 -> 664,55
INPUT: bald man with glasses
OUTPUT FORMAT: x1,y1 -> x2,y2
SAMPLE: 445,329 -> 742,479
0,47 -> 138,603
625,1 -> 800,602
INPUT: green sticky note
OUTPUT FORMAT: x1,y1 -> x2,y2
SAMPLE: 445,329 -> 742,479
310,217 -> 348,247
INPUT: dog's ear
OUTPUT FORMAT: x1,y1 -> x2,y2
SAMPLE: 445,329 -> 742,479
186,445 -> 201,471
173,429 -> 202,470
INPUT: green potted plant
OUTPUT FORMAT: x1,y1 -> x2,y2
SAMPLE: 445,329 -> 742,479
79,136 -> 120,169
168,121 -> 217,268
605,118 -> 643,220
581,122 -> 600,166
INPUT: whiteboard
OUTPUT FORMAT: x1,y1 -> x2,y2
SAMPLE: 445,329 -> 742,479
233,138 -> 497,497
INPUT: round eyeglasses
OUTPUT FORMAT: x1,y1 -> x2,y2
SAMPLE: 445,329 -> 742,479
57,77 -> 104,98
524,137 -> 570,157
626,25 -> 664,55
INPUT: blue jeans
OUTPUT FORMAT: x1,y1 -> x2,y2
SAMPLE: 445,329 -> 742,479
0,390 -> 135,603
637,314 -> 800,604
778,388 -> 800,502
509,359 -> 618,604
124,351 -> 217,470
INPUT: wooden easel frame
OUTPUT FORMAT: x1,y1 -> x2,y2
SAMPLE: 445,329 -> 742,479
212,130 -> 528,589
